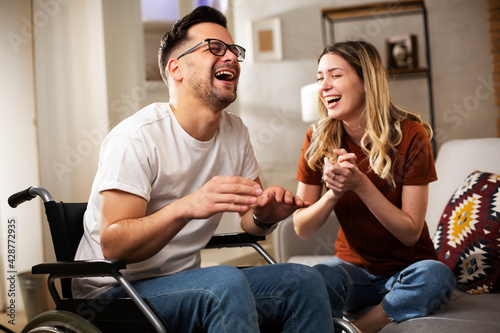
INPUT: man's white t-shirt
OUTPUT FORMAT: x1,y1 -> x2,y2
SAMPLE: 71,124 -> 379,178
72,103 -> 260,298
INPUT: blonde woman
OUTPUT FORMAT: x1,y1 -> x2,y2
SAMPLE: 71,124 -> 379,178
293,41 -> 456,333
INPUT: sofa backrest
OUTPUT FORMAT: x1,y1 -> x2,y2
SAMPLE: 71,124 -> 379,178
274,212 -> 339,263
425,138 -> 500,236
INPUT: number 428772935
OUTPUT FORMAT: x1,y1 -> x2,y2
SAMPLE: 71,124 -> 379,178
7,218 -> 16,270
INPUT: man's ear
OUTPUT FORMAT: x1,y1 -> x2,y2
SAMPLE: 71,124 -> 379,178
167,59 -> 183,82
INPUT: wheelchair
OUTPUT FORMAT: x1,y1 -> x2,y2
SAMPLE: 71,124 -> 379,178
8,186 -> 357,333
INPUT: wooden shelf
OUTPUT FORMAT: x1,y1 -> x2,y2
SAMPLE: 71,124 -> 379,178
322,0 -> 424,21
387,67 -> 429,76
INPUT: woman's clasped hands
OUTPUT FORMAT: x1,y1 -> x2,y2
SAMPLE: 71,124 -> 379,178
323,148 -> 366,196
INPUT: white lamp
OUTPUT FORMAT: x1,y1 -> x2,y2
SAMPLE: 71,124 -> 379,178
300,83 -> 320,122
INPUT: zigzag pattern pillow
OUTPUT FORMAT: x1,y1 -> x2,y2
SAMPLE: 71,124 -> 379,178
433,170 -> 500,294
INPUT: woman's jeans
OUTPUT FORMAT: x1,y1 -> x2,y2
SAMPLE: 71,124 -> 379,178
101,263 -> 334,333
314,257 -> 456,322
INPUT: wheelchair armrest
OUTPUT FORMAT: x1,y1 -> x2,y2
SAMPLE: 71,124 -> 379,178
205,232 -> 277,264
32,259 -> 126,277
205,232 -> 265,248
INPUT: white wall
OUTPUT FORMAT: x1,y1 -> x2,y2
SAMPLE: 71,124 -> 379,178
427,0 -> 494,144
102,0 -> 148,129
34,0 -> 109,205
0,0 -> 44,312
230,0 -> 495,193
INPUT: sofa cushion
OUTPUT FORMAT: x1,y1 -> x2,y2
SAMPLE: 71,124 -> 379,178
433,170 -> 500,294
380,290 -> 500,332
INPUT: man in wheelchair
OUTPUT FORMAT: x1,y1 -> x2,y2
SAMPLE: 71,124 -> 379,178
72,6 -> 334,332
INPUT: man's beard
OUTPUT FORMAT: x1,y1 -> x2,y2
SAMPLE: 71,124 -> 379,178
185,64 -> 238,111
210,86 -> 237,110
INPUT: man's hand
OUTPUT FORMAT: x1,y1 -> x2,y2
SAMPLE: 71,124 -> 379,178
185,175 -> 263,220
251,185 -> 309,225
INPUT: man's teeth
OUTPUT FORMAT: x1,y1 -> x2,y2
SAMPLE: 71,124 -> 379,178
215,71 -> 234,80
325,96 -> 341,103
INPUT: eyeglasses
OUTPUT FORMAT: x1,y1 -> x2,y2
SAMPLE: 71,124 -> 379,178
176,38 -> 246,62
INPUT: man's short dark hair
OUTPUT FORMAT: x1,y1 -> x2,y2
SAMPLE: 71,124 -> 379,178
158,6 -> 227,84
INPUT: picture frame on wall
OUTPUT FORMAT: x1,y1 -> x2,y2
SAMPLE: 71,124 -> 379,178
252,17 -> 283,62
386,34 -> 418,69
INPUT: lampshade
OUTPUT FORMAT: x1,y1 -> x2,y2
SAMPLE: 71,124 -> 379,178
300,83 -> 320,122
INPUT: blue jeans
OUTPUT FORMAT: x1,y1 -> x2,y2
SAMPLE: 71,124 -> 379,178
314,257 -> 456,323
102,264 -> 334,332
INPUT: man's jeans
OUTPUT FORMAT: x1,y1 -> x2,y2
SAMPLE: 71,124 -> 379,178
102,263 -> 334,332
314,257 -> 456,322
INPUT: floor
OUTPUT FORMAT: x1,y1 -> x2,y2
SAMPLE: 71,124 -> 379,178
0,310 -> 26,333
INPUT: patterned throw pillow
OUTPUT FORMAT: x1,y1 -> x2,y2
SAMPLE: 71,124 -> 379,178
433,171 -> 500,294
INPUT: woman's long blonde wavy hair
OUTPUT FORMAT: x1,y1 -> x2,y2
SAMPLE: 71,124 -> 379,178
306,41 -> 432,187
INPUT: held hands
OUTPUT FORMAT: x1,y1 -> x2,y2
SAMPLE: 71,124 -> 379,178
323,149 -> 365,196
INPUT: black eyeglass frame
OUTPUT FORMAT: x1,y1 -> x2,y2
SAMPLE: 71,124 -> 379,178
176,38 -> 246,62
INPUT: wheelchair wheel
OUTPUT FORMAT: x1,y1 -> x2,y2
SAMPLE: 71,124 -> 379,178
21,310 -> 102,333
333,317 -> 359,333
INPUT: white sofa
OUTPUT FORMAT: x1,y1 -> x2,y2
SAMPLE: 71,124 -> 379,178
274,138 -> 500,332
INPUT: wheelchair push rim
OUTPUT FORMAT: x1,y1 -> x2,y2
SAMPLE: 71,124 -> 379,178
21,310 -> 101,333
